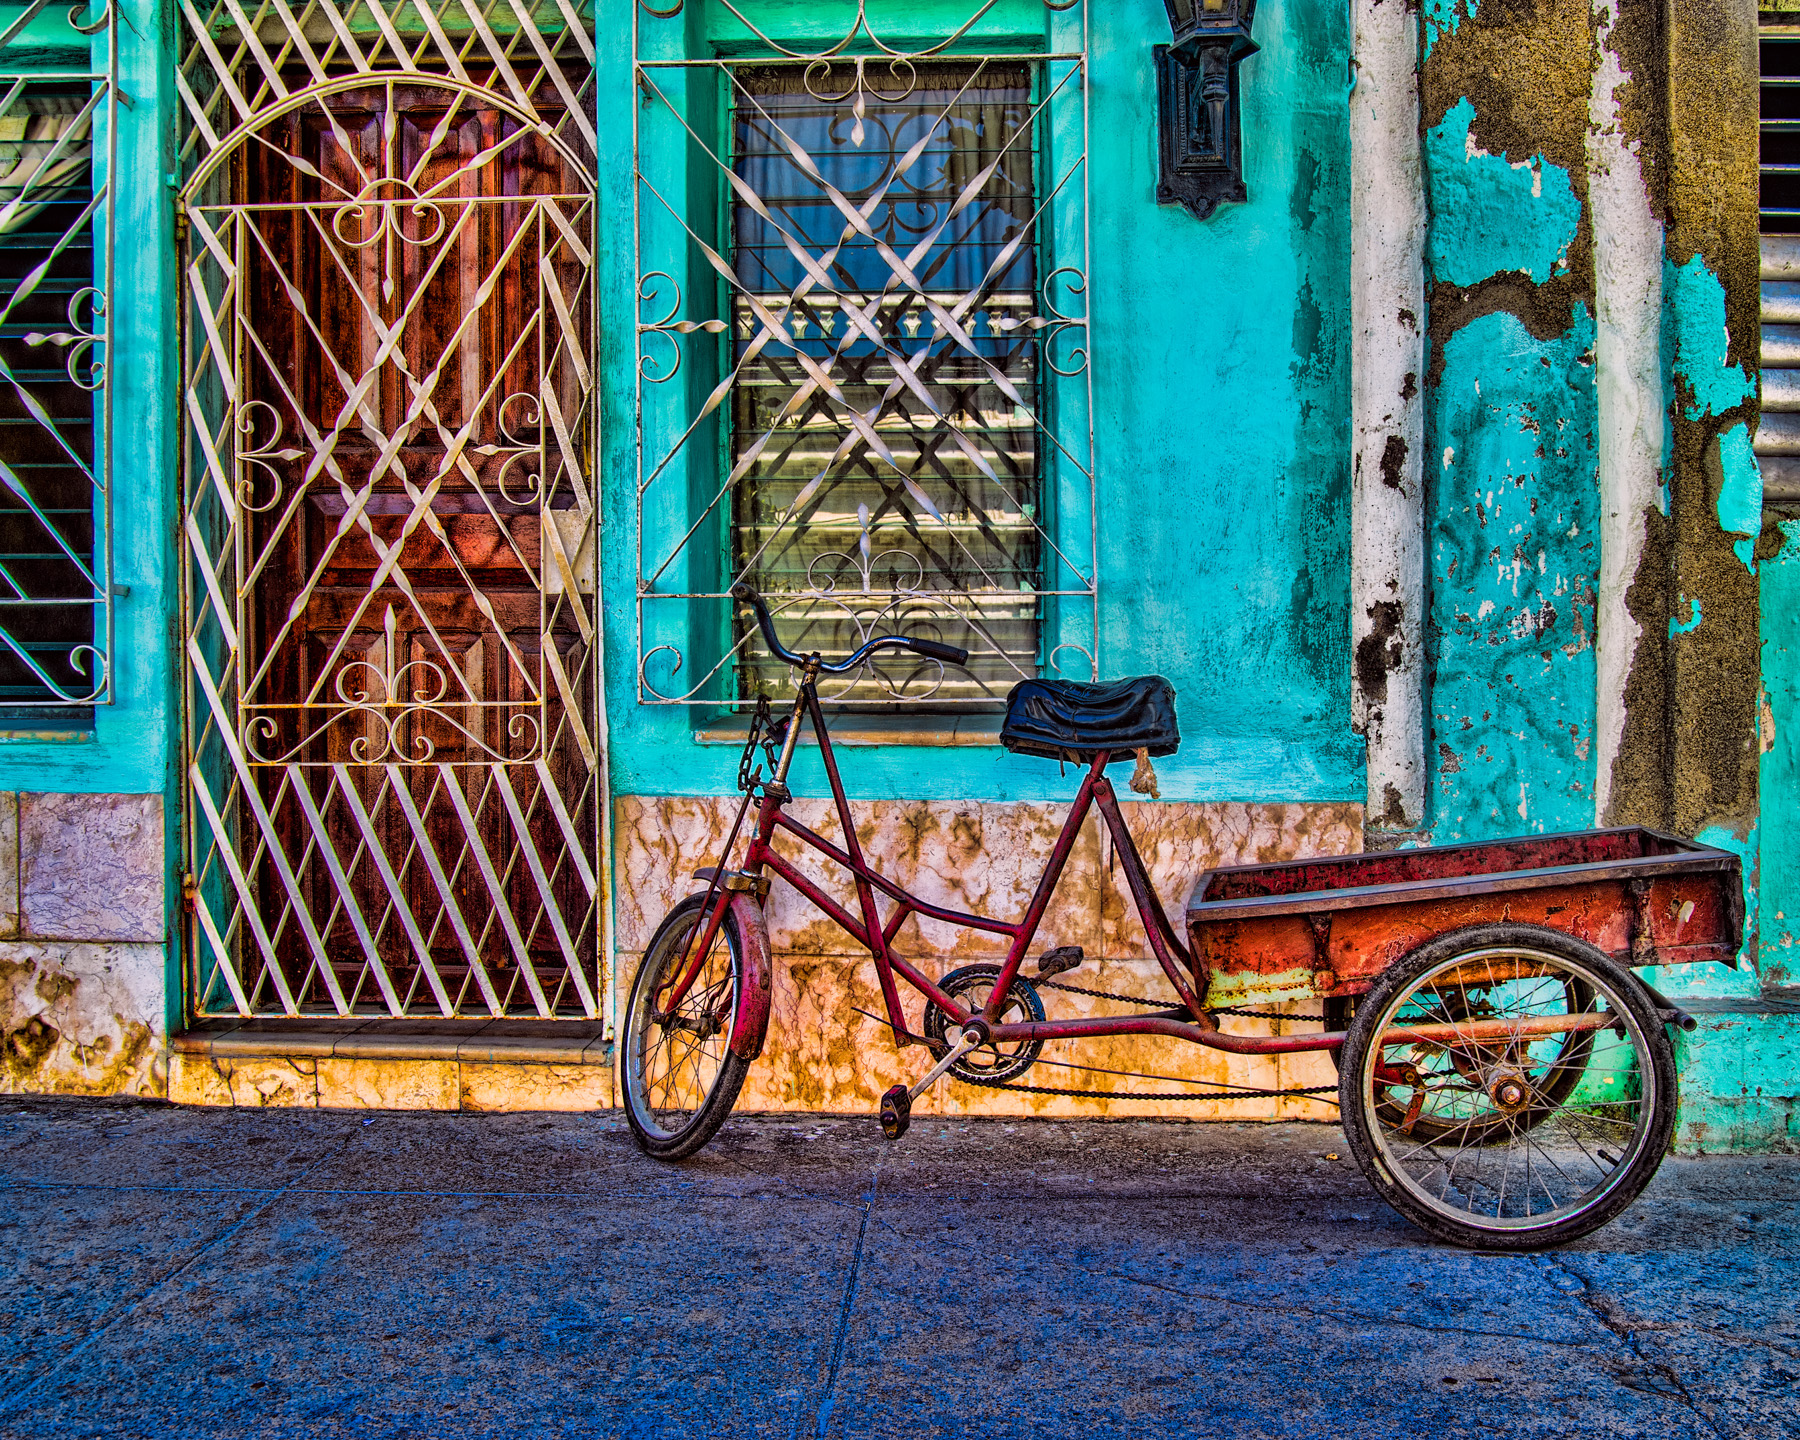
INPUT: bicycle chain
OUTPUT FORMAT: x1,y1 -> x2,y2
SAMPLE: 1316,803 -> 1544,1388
1036,976 -> 1327,1023
856,986 -> 1342,1103
958,1072 -> 1340,1102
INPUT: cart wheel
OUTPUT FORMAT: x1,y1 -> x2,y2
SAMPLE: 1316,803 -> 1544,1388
621,894 -> 752,1160
1327,978 -> 1597,1146
1338,923 -> 1676,1251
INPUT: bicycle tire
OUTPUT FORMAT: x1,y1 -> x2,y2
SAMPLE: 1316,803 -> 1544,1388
621,894 -> 752,1160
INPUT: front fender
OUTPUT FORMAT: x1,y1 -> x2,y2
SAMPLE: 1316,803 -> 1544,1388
727,891 -> 774,1061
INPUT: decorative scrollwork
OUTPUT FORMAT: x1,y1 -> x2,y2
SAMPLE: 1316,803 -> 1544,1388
23,287 -> 106,391
637,272 -> 726,384
491,392 -> 544,505
987,267 -> 1090,377
233,400 -> 303,513
330,179 -> 449,251
66,0 -> 113,36
241,700 -> 543,766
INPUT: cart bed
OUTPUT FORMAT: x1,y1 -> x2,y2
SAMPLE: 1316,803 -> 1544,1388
1184,826 -> 1743,1009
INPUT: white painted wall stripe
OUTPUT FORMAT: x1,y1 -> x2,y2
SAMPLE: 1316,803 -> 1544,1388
1350,0 -> 1428,830
1589,0 -> 1667,822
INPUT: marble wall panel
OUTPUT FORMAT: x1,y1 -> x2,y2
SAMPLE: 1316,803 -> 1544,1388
0,793 -> 16,939
166,1052 -> 617,1111
0,940 -> 166,1096
613,795 -> 1362,1119
1098,800 -> 1365,958
615,796 -> 1361,963
21,792 -> 165,942
315,1057 -> 461,1110
615,795 -> 1103,958
460,1062 -> 614,1111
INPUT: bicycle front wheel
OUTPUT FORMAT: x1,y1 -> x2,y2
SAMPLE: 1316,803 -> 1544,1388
621,894 -> 752,1160
1339,924 -> 1676,1251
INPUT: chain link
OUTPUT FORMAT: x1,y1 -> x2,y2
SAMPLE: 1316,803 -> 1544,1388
847,1000 -> 1341,1105
957,1071 -> 1340,1103
1035,976 -> 1328,1023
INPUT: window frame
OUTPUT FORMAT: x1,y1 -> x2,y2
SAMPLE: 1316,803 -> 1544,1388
630,0 -> 1097,722
0,2 -> 116,718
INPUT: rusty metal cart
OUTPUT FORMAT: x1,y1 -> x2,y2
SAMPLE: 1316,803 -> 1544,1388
622,587 -> 1744,1251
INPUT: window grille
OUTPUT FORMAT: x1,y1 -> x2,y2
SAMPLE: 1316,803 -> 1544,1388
633,0 -> 1095,710
0,2 -> 115,710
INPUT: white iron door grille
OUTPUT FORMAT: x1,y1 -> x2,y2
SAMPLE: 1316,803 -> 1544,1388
632,0 -> 1095,711
178,0 -> 603,1021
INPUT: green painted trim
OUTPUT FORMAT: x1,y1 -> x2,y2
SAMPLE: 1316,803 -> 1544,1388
0,0 -> 178,802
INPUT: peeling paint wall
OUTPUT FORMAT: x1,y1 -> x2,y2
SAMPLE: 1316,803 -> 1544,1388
1427,311 -> 1600,837
1417,0 -> 1602,841
1760,520 -> 1800,988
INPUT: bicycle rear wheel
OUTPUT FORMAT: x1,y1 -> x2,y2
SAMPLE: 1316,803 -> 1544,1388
1339,924 -> 1676,1251
621,894 -> 752,1160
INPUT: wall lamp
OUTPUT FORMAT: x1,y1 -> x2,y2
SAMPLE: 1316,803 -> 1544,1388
1155,0 -> 1259,220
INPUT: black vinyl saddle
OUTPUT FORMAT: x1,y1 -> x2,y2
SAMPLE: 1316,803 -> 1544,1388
1000,675 -> 1180,763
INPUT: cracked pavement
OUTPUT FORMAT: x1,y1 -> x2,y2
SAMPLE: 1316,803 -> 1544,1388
0,1099 -> 1794,1438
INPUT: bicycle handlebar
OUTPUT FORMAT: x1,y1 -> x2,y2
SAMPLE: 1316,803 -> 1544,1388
730,582 -> 971,673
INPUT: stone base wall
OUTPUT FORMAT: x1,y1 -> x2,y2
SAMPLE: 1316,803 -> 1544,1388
1671,1011 -> 1800,1154
168,1051 -> 613,1111
614,795 -> 1364,1121
0,793 -> 168,1097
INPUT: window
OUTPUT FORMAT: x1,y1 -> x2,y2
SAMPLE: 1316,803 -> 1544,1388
729,63 -> 1040,706
1764,12 -> 1800,232
633,2 -> 1095,714
0,19 -> 113,713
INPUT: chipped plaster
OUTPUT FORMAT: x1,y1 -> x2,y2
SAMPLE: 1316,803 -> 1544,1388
1589,0 -> 1667,824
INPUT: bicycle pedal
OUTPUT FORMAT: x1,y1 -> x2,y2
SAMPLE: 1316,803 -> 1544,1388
1037,945 -> 1084,978
879,1084 -> 911,1140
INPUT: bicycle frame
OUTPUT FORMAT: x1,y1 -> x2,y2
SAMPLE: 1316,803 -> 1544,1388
662,676 -> 1351,1060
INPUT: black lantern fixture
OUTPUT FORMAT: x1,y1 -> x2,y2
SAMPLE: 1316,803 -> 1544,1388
1155,0 -> 1258,220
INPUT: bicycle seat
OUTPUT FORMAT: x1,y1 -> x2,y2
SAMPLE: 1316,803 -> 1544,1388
1000,675 -> 1180,763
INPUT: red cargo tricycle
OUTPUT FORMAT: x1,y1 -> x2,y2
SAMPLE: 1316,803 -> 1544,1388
621,585 -> 1743,1251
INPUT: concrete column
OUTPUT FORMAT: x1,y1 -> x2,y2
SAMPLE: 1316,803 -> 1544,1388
1349,0 -> 1427,833
1588,0 -> 1667,824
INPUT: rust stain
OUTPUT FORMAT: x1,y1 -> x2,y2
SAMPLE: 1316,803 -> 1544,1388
1355,600 -> 1406,706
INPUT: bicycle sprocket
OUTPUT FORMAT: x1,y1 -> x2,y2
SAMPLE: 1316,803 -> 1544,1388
922,964 -> 1046,1084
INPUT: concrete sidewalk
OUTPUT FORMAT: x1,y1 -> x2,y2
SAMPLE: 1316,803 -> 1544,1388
0,1099 -> 1794,1439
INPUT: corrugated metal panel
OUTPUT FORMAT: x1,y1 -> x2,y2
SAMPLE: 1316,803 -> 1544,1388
1761,26 -> 1800,505
1759,238 -> 1800,503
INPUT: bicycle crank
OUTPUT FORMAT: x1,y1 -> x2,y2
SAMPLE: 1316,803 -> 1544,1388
879,1021 -> 990,1140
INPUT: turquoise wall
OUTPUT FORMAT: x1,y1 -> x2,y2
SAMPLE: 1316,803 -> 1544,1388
0,0 -> 180,1031
1761,520 -> 1800,990
1426,308 -> 1600,840
596,0 -> 1362,804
